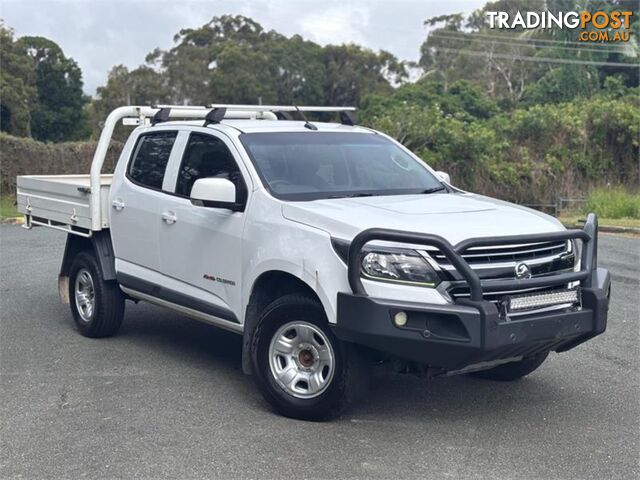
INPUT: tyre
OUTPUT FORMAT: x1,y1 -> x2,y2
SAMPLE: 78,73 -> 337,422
251,294 -> 369,421
470,352 -> 549,381
69,251 -> 125,338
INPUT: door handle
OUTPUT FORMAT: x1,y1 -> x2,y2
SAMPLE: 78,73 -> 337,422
111,198 -> 125,211
161,211 -> 177,225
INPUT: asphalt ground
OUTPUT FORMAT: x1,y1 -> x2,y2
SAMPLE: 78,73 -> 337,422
1,225 -> 638,479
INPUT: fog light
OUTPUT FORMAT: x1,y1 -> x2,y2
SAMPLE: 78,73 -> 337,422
508,289 -> 579,312
394,311 -> 408,327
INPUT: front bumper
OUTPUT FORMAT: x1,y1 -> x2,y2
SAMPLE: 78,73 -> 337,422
333,214 -> 611,372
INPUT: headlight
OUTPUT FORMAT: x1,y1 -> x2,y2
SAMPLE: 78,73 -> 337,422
361,249 -> 440,287
570,239 -> 581,271
562,240 -> 580,272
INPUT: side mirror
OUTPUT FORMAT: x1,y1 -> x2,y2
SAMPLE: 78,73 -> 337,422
435,171 -> 450,184
190,178 -> 244,211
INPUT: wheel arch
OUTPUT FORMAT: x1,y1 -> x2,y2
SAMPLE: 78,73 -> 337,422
59,230 -> 116,303
242,270 -> 324,375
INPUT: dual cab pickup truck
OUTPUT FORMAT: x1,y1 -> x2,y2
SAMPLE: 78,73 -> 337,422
17,105 -> 610,420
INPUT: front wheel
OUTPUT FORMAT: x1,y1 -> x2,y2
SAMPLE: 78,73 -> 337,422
251,294 -> 369,421
69,251 -> 125,338
470,352 -> 549,381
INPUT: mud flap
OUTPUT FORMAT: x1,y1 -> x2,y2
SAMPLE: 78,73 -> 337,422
58,275 -> 70,304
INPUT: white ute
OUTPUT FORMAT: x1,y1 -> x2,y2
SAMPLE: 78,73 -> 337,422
17,105 -> 611,420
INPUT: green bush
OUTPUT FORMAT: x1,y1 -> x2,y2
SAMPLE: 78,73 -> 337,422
584,188 -> 640,219
0,132 -> 123,195
361,80 -> 640,205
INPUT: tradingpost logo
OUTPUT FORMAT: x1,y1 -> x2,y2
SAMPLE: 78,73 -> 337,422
486,10 -> 634,42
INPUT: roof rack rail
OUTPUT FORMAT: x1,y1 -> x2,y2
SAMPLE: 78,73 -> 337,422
205,104 -> 356,113
120,105 -> 358,128
139,104 -> 358,126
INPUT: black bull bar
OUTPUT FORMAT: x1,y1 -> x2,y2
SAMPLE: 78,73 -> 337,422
347,214 -> 599,301
334,213 -> 610,371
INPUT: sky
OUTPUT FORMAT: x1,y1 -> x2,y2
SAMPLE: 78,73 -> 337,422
1,0 -> 486,96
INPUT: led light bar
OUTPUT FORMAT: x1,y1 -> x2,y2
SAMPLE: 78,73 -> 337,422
508,289 -> 580,312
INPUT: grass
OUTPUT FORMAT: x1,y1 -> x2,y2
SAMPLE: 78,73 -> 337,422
560,188 -> 640,230
0,195 -> 19,221
560,214 -> 640,229
584,188 -> 640,219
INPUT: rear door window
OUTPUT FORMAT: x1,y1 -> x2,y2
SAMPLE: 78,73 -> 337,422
127,131 -> 178,190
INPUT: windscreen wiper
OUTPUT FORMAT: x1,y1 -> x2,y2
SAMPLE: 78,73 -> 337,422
420,186 -> 447,194
328,192 -> 374,199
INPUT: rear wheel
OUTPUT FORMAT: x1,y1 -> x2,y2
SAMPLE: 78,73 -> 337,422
69,251 -> 125,338
251,294 -> 369,421
470,352 -> 549,381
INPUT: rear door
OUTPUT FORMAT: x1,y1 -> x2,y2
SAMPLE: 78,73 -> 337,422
109,129 -> 180,279
156,129 -> 250,323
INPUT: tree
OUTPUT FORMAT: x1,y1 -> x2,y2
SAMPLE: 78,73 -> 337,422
420,4 -> 545,105
17,36 -> 90,141
323,44 -> 406,106
105,15 -> 405,109
419,13 -> 467,90
265,35 -> 326,105
0,24 -> 36,136
88,64 -> 171,140
92,65 -> 170,115
419,0 -> 639,107
593,0 -> 639,88
158,15 -> 329,105
159,15 -> 274,104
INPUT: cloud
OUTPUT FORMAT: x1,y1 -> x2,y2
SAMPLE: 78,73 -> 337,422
298,5 -> 370,46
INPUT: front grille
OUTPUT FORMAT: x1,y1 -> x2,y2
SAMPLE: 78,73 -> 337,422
427,240 -> 570,267
429,240 -> 577,310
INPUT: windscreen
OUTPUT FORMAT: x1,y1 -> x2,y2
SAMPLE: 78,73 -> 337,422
240,132 -> 443,200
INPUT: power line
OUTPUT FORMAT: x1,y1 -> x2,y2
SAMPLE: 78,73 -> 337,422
432,46 -> 640,68
429,32 -> 629,56
433,29 -> 638,50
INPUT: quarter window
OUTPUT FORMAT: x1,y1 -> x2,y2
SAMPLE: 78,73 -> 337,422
127,131 -> 177,190
175,132 -> 245,200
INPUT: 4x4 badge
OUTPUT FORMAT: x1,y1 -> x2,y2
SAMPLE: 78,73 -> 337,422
515,262 -> 532,279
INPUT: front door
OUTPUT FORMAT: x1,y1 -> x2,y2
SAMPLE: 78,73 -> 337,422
157,130 -> 249,323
